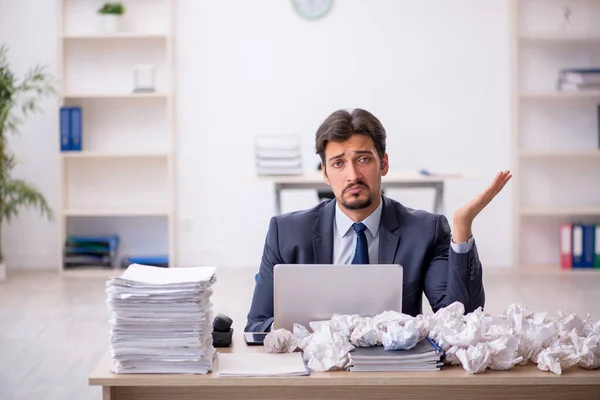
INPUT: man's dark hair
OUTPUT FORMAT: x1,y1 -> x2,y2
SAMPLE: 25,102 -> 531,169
315,108 -> 386,167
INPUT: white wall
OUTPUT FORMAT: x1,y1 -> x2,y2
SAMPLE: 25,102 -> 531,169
0,0 -> 513,269
0,0 -> 61,268
175,0 -> 513,267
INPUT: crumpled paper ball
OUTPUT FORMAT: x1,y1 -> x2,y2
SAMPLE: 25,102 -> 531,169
382,319 -> 420,351
301,324 -> 355,371
261,302 -> 600,375
263,328 -> 298,353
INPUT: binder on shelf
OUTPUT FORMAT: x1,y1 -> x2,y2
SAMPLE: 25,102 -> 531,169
595,225 -> 600,269
583,225 -> 596,268
64,235 -> 119,269
572,224 -> 595,268
58,106 -> 82,151
560,223 -> 572,269
70,106 -> 82,151
120,255 -> 169,269
573,225 -> 583,268
60,107 -> 70,151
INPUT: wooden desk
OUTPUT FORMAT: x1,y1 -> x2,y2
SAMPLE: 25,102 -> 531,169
256,171 -> 470,215
89,333 -> 600,400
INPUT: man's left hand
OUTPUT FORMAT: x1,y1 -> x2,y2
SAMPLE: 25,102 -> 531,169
452,170 -> 512,243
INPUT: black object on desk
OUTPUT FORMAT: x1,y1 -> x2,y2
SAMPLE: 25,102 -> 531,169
212,313 -> 234,347
244,332 -> 268,345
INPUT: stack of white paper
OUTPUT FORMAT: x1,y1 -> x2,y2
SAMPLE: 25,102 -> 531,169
106,264 -> 217,374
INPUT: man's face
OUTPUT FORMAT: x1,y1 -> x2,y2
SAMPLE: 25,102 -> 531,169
322,134 -> 389,210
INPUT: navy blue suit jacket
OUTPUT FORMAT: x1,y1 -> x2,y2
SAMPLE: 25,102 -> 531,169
245,195 -> 484,332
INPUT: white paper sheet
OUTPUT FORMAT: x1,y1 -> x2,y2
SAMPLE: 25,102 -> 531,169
217,353 -> 309,377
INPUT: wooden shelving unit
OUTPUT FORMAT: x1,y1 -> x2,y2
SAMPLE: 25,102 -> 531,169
511,0 -> 600,269
57,0 -> 176,272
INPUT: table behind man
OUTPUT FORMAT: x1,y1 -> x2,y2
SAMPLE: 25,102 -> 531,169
245,108 -> 511,332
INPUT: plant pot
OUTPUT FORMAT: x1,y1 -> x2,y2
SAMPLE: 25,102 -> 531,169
0,262 -> 5,281
103,14 -> 121,33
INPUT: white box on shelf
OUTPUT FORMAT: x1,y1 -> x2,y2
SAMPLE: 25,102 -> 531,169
133,64 -> 156,93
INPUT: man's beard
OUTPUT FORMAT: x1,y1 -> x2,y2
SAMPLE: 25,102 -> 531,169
339,180 -> 373,210
340,195 -> 373,210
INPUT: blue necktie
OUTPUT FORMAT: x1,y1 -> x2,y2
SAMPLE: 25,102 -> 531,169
351,222 -> 369,264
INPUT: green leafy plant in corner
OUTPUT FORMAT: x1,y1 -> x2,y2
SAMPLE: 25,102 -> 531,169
0,45 -> 55,264
98,3 -> 126,15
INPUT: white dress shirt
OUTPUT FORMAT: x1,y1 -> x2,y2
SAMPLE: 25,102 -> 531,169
332,199 -> 472,264
333,200 -> 383,264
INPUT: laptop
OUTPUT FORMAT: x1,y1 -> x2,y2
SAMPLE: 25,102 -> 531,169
272,264 -> 403,331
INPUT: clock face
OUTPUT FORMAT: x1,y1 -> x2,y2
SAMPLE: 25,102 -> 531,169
291,0 -> 333,20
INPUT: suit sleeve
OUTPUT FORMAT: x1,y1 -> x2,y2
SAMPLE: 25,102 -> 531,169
423,215 -> 485,314
244,217 -> 284,332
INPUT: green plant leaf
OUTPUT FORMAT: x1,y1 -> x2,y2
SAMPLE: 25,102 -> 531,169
98,2 -> 126,15
1,179 -> 54,223
0,43 -> 56,261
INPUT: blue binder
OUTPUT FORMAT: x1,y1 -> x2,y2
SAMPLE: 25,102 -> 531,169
58,106 -> 82,151
69,107 -> 82,151
59,107 -> 71,151
573,224 -> 595,268
583,225 -> 596,268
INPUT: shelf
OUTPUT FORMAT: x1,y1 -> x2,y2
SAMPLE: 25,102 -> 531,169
61,151 -> 170,159
519,206 -> 600,216
520,90 -> 600,99
62,33 -> 168,40
518,33 -> 600,42
64,208 -> 170,217
61,268 -> 121,277
520,149 -> 600,158
519,265 -> 600,274
62,93 -> 168,99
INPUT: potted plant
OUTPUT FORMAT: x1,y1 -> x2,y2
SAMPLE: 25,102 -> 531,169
0,45 -> 54,280
98,2 -> 126,33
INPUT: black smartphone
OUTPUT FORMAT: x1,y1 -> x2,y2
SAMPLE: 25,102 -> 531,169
244,332 -> 268,346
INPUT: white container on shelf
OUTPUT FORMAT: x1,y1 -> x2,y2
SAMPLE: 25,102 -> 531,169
103,14 -> 120,33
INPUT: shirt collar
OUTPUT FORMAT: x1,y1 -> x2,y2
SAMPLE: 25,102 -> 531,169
335,197 -> 383,238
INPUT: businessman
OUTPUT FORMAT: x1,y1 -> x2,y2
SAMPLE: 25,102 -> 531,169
245,108 -> 511,332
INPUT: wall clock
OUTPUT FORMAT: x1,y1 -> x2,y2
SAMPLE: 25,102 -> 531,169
291,0 -> 334,20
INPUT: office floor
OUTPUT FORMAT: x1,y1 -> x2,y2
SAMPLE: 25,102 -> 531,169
1,266 -> 600,400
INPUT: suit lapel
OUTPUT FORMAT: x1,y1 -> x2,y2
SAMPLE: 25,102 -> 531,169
312,200 -> 335,264
378,196 -> 401,264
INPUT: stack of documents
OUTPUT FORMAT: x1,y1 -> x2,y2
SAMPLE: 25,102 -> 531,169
557,67 -> 600,92
106,264 -> 217,374
254,135 -> 303,176
347,338 -> 444,372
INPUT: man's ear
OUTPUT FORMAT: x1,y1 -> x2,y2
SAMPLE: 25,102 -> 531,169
381,153 -> 389,176
321,162 -> 331,185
